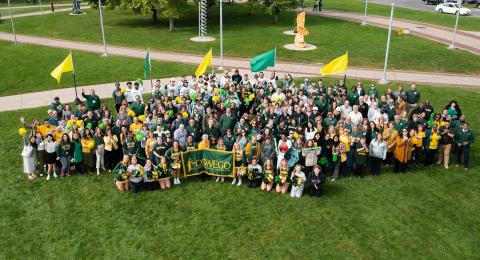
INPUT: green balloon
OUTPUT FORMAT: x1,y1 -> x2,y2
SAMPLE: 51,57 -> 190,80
136,78 -> 143,84
224,101 -> 230,108
86,122 -> 92,129
190,93 -> 197,100
245,98 -> 251,105
136,131 -> 143,142
167,110 -> 174,117
219,89 -> 225,96
99,123 -> 105,130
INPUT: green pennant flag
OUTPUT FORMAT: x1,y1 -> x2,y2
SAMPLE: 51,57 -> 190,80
144,49 -> 151,80
250,48 -> 276,72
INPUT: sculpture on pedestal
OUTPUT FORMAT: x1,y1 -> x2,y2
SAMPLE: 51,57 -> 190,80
294,12 -> 309,48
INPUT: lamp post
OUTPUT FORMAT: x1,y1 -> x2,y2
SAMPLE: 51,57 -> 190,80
448,0 -> 462,49
7,0 -> 16,44
379,2 -> 394,84
361,0 -> 368,26
98,0 -> 108,56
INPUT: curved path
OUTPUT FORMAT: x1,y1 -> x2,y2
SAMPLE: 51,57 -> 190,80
304,9 -> 480,55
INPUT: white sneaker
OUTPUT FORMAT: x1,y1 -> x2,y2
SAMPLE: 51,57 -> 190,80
444,165 -> 449,169
216,177 -> 220,182
221,177 -> 224,183
231,178 -> 237,185
40,173 -> 44,177
53,172 -> 58,178
173,178 -> 178,185
331,178 -> 336,182
46,175 -> 51,181
237,179 -> 242,186
97,169 -> 100,175
177,178 -> 181,184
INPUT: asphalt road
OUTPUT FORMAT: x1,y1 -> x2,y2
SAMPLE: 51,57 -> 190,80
369,0 -> 480,17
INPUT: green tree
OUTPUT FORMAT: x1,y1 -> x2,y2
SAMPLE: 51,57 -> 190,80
263,0 -> 299,24
104,0 -> 188,32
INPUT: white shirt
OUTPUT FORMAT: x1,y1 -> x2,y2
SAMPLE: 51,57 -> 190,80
347,111 -> 363,127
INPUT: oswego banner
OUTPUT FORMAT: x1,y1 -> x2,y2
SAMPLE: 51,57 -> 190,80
181,149 -> 234,177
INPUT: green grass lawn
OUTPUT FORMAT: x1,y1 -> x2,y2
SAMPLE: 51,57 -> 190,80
1,6 -> 480,75
0,40 -> 196,96
315,0 -> 480,31
1,79 -> 479,258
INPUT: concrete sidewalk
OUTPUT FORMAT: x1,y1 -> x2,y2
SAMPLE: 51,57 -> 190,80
304,9 -> 480,55
1,5 -> 90,20
0,31 -> 479,89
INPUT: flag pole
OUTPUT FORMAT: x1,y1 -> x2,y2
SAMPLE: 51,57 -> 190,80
219,0 -> 224,71
379,3 -> 394,85
98,0 -> 108,56
448,0 -> 461,49
149,49 -> 153,92
210,47 -> 214,74
70,51 -> 81,104
7,0 -> 17,44
361,0 -> 368,26
273,46 -> 277,79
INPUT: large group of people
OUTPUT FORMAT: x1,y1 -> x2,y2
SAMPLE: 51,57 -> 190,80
19,70 -> 474,198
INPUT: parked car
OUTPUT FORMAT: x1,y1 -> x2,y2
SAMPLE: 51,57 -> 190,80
423,0 -> 442,4
435,3 -> 472,15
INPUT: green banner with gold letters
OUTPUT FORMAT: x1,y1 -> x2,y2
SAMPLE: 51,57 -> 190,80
181,149 -> 234,177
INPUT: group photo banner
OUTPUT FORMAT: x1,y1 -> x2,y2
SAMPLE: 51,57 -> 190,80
181,149 -> 234,177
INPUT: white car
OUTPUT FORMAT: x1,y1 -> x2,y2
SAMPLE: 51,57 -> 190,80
435,3 -> 472,15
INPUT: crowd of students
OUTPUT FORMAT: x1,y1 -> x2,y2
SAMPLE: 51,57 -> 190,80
19,70 -> 474,198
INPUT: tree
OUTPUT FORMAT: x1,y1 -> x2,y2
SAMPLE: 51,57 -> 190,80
104,0 -> 188,32
262,0 -> 299,24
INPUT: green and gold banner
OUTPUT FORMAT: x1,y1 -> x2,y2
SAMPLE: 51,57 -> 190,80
181,149 -> 234,177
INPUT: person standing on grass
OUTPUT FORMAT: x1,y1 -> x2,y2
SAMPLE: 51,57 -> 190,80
143,159 -> 159,191
42,134 -> 58,181
309,165 -> 325,197
438,122 -> 454,169
165,140 -> 183,185
72,132 -> 84,175
455,123 -> 474,171
22,133 -> 37,181
94,127 -> 105,175
103,128 -> 119,172
369,132 -> 387,176
312,0 -> 319,12
128,156 -> 144,193
113,155 -> 130,191
56,133 -> 73,177
82,89 -> 101,112
232,142 -> 245,186
214,138 -> 227,183
405,83 -> 420,111
394,129 -> 413,173
247,158 -> 263,188
112,82 -> 125,113
424,125 -> 440,167
290,164 -> 306,198
355,137 -> 368,178
81,131 -> 95,174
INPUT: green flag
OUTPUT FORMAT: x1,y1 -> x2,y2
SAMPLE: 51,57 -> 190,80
144,49 -> 151,80
250,48 -> 276,72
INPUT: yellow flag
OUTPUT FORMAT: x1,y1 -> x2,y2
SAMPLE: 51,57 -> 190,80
320,52 -> 349,76
50,52 -> 73,83
194,48 -> 212,77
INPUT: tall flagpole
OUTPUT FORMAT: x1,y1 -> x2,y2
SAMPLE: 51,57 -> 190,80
361,0 -> 368,26
448,0 -> 461,49
149,49 -> 153,91
379,2 -> 394,84
7,0 -> 17,44
39,0 -> 44,14
219,0 -> 224,70
98,0 -> 108,56
70,51 -> 81,104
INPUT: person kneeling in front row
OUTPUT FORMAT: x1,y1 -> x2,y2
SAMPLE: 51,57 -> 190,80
290,164 -> 306,198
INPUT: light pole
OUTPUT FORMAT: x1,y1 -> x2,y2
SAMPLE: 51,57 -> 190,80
98,0 -> 108,56
7,0 -> 16,44
379,2 -> 394,84
361,0 -> 368,26
448,0 -> 461,49
219,0 -> 224,70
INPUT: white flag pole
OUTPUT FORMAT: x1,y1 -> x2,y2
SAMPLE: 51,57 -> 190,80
7,0 -> 17,44
98,0 -> 108,56
379,2 -> 394,85
361,0 -> 368,26
219,0 -> 224,71
448,0 -> 462,49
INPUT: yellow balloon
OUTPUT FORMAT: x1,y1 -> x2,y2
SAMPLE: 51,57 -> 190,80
182,112 -> 189,119
212,95 -> 220,103
120,87 -> 126,93
87,140 -> 95,149
76,120 -> 83,127
175,97 -> 183,104
213,88 -> 219,94
249,93 -> 255,100
127,109 -> 136,117
138,115 -> 146,122
18,128 -> 27,136
293,132 -> 299,139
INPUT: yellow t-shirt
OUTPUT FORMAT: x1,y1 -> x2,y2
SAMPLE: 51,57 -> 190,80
339,134 -> 351,152
129,123 -> 143,133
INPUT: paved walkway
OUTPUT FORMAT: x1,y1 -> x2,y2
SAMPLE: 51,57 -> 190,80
0,3 -> 71,10
1,5 -> 90,20
304,9 -> 480,55
0,31 -> 479,89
